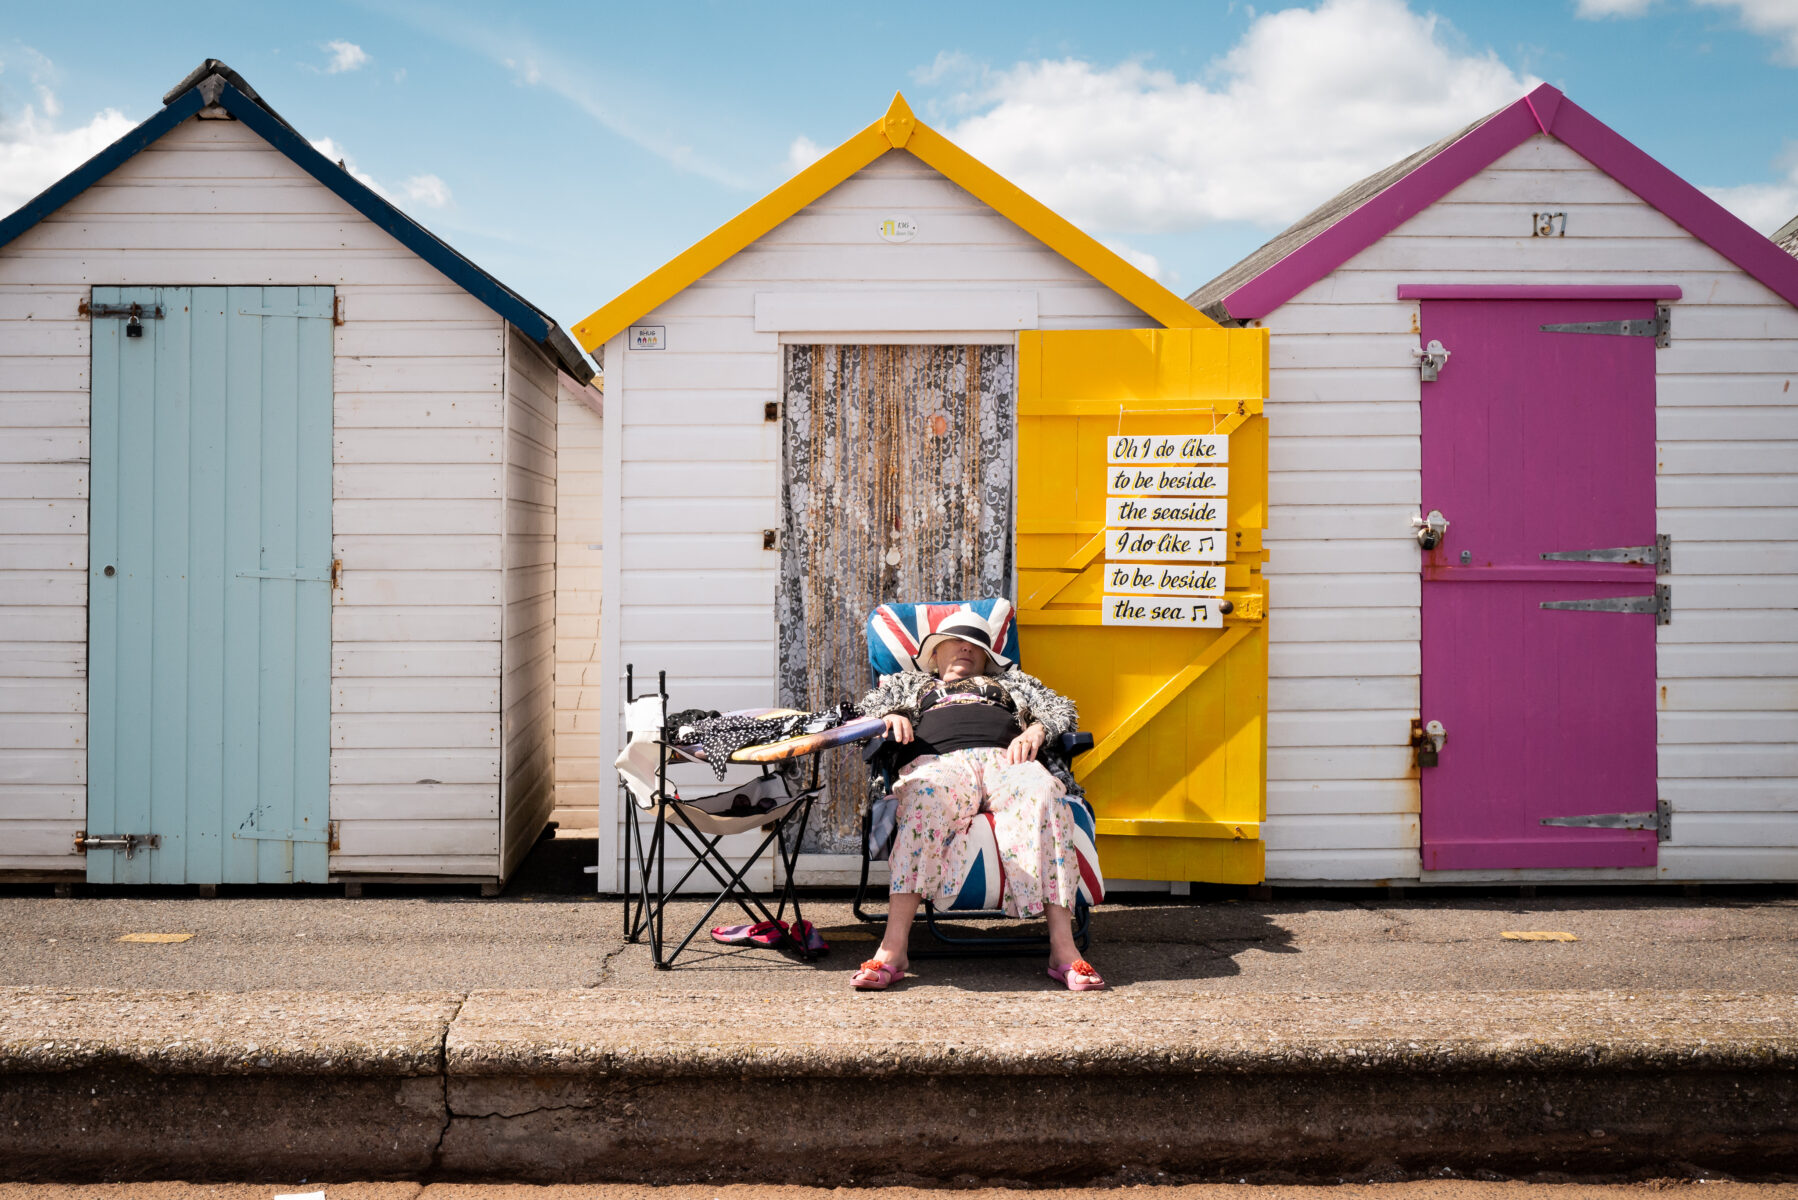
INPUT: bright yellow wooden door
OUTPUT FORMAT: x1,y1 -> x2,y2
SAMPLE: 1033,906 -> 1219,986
1015,328 -> 1270,884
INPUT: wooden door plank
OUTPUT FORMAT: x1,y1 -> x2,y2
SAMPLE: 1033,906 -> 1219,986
1073,624 -> 1251,784
84,287 -> 122,885
184,289 -> 230,883
148,289 -> 193,885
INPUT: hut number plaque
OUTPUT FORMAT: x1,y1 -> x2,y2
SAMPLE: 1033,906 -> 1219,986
1101,433 -> 1229,628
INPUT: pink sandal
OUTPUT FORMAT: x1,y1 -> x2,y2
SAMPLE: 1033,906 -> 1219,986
1047,959 -> 1106,991
850,959 -> 907,990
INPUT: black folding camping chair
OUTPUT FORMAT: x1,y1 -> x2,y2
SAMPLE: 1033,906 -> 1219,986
616,665 -> 882,969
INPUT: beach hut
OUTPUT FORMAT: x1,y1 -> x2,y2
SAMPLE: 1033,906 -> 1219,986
567,94 -> 1271,893
1187,84 -> 1798,886
0,60 -> 599,889
1777,213 -> 1798,259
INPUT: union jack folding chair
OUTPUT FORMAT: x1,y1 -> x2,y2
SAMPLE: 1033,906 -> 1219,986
854,598 -> 1104,956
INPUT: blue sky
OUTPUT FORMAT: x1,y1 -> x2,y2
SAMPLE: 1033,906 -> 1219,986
3,0 -> 1795,339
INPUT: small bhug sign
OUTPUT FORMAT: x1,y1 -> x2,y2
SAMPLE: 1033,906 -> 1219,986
1102,432 -> 1231,628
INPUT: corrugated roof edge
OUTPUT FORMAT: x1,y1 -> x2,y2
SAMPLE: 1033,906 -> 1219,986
0,58 -> 594,385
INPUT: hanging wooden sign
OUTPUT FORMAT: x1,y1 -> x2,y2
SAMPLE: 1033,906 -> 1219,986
1103,563 -> 1225,597
1107,434 -> 1228,465
1106,464 -> 1229,497
1106,528 -> 1227,562
1101,595 -> 1224,628
1105,496 -> 1227,528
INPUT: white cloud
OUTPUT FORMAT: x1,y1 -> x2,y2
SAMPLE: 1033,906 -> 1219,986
786,135 -> 825,175
1704,154 -> 1798,234
1694,0 -> 1798,65
0,48 -> 136,215
403,173 -> 451,207
1573,0 -> 1656,16
309,137 -> 453,212
932,0 -> 1538,234
309,135 -> 391,199
325,40 -> 370,73
378,4 -> 749,189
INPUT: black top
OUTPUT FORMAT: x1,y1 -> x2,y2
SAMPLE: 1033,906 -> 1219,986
909,677 -> 1023,759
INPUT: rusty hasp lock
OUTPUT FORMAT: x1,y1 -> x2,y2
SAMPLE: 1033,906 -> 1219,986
1410,719 -> 1446,768
83,299 -> 164,338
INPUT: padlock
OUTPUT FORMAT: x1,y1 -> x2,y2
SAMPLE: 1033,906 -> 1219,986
125,314 -> 143,338
1417,743 -> 1438,769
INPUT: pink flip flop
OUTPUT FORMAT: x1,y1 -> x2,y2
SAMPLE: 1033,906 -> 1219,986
1047,959 -> 1106,991
710,919 -> 788,947
850,959 -> 906,990
791,918 -> 829,955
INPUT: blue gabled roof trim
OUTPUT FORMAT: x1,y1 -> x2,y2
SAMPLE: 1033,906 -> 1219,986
0,69 -> 594,384
0,89 -> 206,248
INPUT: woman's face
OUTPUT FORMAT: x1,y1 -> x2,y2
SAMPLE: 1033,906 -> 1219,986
933,638 -> 990,681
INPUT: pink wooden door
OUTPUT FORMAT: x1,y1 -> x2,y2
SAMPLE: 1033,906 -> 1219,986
1419,298 -> 1659,871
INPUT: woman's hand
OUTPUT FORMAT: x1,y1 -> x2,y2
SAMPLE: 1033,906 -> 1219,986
1006,723 -> 1046,764
882,713 -> 914,744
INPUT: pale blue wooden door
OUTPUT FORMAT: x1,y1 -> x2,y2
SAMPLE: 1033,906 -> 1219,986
88,286 -> 333,884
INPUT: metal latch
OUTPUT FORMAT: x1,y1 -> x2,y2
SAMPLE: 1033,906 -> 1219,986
1541,797 -> 1670,843
1413,510 -> 1449,550
1413,339 -> 1450,381
1541,534 -> 1670,573
74,831 -> 161,858
1540,584 -> 1671,624
1540,306 -> 1671,348
81,300 -> 164,339
1410,718 -> 1446,768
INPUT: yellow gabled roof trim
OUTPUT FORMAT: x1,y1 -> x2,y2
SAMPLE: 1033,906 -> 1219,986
572,93 -> 1213,352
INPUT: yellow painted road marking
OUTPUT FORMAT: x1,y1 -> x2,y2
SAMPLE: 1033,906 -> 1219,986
117,932 -> 195,943
1501,931 -> 1578,941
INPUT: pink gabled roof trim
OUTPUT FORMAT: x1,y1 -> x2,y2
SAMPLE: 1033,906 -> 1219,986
1221,84 -> 1798,319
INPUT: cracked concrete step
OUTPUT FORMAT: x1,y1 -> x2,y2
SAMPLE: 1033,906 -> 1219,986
3,987 -> 1796,1183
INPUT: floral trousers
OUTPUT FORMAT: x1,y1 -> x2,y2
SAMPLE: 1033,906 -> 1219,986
888,748 -> 1079,919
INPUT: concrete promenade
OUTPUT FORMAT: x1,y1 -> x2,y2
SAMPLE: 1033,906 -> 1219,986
3,837 -> 1796,1184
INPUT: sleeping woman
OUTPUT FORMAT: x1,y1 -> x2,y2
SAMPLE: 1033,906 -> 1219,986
851,610 -> 1104,992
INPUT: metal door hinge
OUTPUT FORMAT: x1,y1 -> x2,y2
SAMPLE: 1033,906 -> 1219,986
1413,339 -> 1450,381
1541,534 -> 1670,573
1541,797 -> 1670,843
763,529 -> 779,550
1540,583 -> 1671,624
1541,306 -> 1670,348
74,831 -> 161,858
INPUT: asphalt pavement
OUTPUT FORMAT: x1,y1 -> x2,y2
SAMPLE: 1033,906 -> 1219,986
3,835 -> 1796,994
5,1186 -> 1798,1199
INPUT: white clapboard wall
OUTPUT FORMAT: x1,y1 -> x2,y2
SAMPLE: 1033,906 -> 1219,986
0,114 -> 559,879
1256,133 -> 1798,883
554,375 -> 604,831
595,152 -> 1158,890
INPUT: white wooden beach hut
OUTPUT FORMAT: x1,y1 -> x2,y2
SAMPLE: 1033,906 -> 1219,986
1776,213 -> 1798,259
1187,84 -> 1798,887
565,94 -> 1272,893
0,60 -> 600,889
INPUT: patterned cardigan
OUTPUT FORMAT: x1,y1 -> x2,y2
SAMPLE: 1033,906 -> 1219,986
855,667 -> 1084,801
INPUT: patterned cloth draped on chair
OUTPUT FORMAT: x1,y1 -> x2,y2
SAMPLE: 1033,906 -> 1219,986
777,344 -> 1015,848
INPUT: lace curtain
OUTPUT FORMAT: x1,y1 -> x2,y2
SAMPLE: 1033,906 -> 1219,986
778,344 -> 1016,849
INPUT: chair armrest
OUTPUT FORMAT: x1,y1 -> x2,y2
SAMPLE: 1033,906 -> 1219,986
1059,731 -> 1095,759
